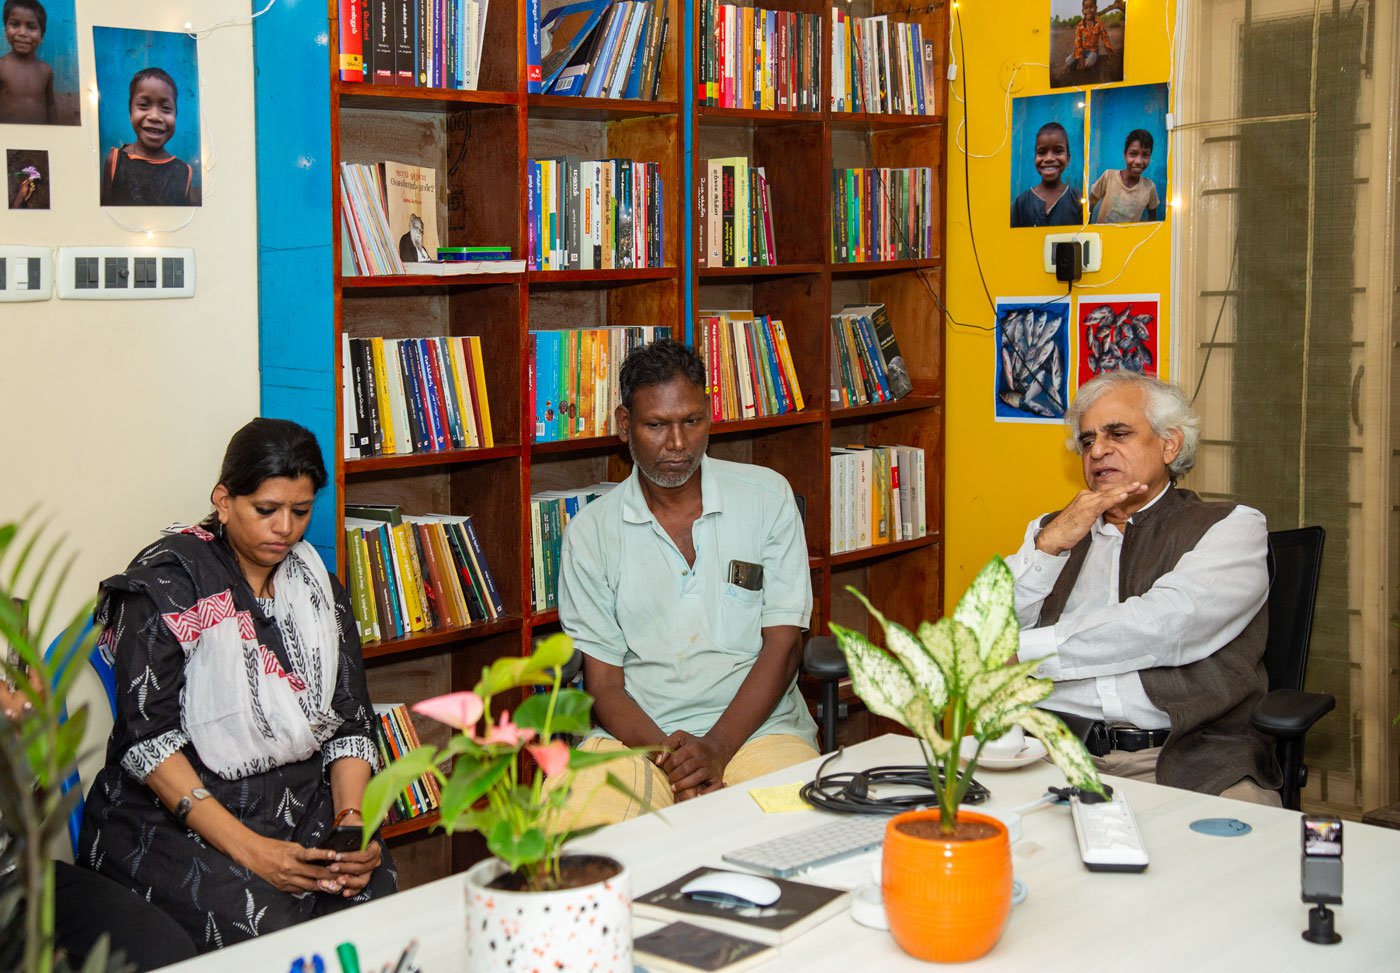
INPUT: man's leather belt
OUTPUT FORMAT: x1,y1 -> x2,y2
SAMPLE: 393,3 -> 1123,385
1047,710 -> 1170,758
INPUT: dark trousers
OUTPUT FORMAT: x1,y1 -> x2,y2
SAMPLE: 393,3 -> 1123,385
54,861 -> 197,971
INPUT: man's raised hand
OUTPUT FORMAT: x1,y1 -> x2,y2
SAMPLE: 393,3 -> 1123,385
1035,482 -> 1148,555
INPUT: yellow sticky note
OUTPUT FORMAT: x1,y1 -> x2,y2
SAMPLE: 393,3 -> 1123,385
748,781 -> 812,813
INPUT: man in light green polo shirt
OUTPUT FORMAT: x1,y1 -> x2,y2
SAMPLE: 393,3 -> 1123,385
557,339 -> 819,828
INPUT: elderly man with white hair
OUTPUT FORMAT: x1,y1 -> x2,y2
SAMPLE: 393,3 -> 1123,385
1010,371 -> 1281,805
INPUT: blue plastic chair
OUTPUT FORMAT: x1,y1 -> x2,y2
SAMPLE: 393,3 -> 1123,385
43,617 -> 115,857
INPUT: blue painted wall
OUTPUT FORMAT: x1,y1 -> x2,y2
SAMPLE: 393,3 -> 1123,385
252,0 -> 337,566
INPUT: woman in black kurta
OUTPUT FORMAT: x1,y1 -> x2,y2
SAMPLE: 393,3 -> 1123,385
78,419 -> 395,950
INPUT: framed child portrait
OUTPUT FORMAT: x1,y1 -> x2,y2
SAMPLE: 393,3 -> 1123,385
1088,83 -> 1169,224
1010,91 -> 1086,228
1049,0 -> 1126,89
93,25 -> 201,206
8,147 -> 49,208
0,0 -> 81,125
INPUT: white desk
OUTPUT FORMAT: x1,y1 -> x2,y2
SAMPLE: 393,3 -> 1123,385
165,735 -> 1400,972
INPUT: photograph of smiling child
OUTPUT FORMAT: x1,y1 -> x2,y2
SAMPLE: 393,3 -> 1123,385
1049,0 -> 1125,89
1088,82 -> 1169,224
0,0 -> 80,125
93,26 -> 201,206
1010,91 -> 1085,228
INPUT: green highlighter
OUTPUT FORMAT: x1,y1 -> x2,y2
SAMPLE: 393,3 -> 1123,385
335,942 -> 360,973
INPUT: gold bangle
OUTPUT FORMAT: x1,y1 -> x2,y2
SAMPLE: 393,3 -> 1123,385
332,807 -> 360,828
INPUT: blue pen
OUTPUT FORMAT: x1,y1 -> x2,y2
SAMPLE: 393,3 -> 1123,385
312,956 -> 326,973
289,958 -> 306,973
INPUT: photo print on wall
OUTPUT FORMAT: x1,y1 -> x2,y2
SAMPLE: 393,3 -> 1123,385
8,147 -> 48,208
995,297 -> 1072,423
1088,83 -> 1169,224
0,0 -> 81,124
1049,0 -> 1125,89
93,25 -> 201,206
1075,295 -> 1160,392
1010,91 -> 1086,228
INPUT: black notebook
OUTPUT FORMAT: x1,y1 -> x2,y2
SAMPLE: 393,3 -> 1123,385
633,867 -> 850,945
633,921 -> 775,972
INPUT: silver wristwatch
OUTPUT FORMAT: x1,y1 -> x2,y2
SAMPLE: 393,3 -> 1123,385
174,786 -> 212,824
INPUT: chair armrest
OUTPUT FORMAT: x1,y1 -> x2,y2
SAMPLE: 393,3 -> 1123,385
803,635 -> 848,681
1250,688 -> 1336,739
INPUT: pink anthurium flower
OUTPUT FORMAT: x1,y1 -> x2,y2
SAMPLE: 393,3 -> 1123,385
412,691 -> 484,732
481,710 -> 536,747
527,740 -> 570,778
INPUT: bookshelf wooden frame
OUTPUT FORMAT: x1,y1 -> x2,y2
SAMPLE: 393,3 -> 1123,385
254,0 -> 944,888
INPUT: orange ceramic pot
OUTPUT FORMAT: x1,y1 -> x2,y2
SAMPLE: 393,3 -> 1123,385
881,809 -> 1012,963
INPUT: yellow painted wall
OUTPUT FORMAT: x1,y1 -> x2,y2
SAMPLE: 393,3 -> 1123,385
944,0 -> 1177,596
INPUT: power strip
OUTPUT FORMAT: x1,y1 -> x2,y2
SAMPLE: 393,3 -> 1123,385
0,246 -> 53,302
56,246 -> 196,300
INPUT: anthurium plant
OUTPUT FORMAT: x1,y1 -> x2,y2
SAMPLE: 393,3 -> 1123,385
361,633 -> 647,891
830,556 -> 1103,834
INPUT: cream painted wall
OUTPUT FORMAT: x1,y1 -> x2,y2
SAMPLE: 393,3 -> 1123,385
0,1 -> 260,800
944,0 -> 1177,597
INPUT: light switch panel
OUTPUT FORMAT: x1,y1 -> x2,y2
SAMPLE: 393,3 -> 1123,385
0,246 -> 53,302
57,247 -> 195,300
1042,233 -> 1102,274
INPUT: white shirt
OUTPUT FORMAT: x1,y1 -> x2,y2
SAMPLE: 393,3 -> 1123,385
1009,488 -> 1269,730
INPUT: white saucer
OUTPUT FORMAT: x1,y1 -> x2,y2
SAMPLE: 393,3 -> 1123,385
959,736 -> 1048,770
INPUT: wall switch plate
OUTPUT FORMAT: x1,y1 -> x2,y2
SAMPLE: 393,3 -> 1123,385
56,246 -> 196,300
1043,233 -> 1102,274
0,246 -> 54,302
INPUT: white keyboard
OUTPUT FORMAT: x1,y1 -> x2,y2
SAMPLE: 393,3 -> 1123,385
722,814 -> 890,878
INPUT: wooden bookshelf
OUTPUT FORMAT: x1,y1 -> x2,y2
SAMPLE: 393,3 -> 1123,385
255,0 -> 943,890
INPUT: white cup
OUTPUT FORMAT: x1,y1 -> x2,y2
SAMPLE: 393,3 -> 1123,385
983,726 -> 1026,759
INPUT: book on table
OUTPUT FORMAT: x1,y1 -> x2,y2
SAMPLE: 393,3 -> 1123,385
632,921 -> 776,972
633,867 -> 850,945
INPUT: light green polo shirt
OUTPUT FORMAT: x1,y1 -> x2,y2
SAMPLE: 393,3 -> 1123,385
558,454 -> 816,744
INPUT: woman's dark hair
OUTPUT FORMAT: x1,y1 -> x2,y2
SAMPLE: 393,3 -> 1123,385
3,0 -> 46,33
1124,128 -> 1154,153
129,67 -> 178,106
1036,121 -> 1070,155
210,418 -> 327,506
619,338 -> 707,410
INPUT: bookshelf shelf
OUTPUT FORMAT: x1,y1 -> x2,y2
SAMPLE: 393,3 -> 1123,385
527,268 -> 678,283
827,111 -> 946,130
339,273 -> 526,289
830,395 -> 942,422
380,810 -> 441,840
697,263 -> 824,278
697,106 -> 823,126
529,608 -> 560,626
361,615 -> 526,661
530,433 -> 623,455
527,95 -> 682,120
829,533 -> 940,568
345,443 -> 522,474
336,83 -> 521,112
829,258 -> 943,275
710,410 -> 824,436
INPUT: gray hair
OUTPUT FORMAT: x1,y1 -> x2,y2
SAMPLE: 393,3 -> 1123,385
1065,372 -> 1200,480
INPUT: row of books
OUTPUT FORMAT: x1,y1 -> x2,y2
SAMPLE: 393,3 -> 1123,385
830,444 -> 927,554
697,157 -> 776,268
528,158 -> 666,271
528,483 -> 619,611
371,702 -> 441,823
831,166 -> 936,263
338,0 -> 491,91
531,326 -> 671,442
696,311 -> 805,422
534,0 -> 669,99
829,303 -> 913,407
829,9 -> 940,115
340,162 -> 406,277
344,505 -> 506,643
341,334 -> 495,459
697,2 -> 823,111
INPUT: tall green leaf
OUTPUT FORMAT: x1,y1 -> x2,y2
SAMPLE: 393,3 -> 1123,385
847,588 -> 945,708
952,556 -> 1020,668
1016,707 -> 1104,795
829,623 -> 918,726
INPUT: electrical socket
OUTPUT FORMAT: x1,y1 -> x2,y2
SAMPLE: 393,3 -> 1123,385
56,246 -> 195,300
0,246 -> 53,302
1042,233 -> 1102,274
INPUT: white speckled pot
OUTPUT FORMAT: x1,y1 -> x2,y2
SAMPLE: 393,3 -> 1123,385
464,855 -> 631,973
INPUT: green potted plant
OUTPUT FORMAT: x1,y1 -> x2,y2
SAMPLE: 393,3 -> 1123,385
0,520 -> 119,973
362,632 -> 648,973
830,556 -> 1102,962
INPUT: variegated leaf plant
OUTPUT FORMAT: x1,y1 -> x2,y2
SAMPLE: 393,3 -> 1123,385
830,556 -> 1103,833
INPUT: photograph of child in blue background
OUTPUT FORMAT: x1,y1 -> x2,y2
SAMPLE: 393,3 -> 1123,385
1088,83 -> 1168,223
0,0 -> 80,124
94,25 -> 201,206
1010,91 -> 1085,228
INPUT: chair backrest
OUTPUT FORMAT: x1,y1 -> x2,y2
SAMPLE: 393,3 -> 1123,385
43,617 -> 114,859
1262,526 -> 1326,693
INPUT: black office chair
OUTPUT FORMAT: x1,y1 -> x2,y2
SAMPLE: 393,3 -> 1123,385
804,635 -> 847,753
1251,525 -> 1335,811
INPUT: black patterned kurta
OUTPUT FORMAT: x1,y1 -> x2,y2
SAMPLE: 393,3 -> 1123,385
77,530 -> 396,951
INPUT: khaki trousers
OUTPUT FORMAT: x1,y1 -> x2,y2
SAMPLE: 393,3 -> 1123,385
1094,747 -> 1283,807
553,734 -> 820,832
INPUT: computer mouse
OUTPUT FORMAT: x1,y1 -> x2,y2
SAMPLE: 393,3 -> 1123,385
680,870 -> 782,908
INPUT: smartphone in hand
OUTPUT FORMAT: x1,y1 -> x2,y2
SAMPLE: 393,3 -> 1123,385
320,825 -> 364,854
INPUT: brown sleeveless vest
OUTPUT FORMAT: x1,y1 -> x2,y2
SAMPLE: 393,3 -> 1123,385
1036,487 -> 1280,795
